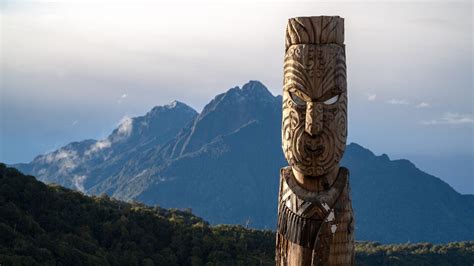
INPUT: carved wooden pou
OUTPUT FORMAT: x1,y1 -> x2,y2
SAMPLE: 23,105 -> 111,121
276,16 -> 355,265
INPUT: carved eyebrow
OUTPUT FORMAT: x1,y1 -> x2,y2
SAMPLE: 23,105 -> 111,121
289,88 -> 312,102
317,88 -> 343,102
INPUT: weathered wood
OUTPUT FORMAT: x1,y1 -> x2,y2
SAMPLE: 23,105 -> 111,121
285,16 -> 344,51
277,16 -> 354,265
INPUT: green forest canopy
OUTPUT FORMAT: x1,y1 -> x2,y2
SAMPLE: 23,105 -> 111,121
0,163 -> 473,265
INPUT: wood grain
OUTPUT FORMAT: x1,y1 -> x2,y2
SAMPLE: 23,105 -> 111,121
277,16 -> 354,265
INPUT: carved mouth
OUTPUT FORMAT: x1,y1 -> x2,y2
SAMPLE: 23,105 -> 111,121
305,144 -> 324,155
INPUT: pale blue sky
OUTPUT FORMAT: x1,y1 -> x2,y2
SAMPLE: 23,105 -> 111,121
1,0 -> 473,192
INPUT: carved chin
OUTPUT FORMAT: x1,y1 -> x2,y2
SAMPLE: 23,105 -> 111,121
285,126 -> 341,176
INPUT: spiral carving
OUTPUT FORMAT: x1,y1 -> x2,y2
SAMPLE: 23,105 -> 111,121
282,44 -> 347,176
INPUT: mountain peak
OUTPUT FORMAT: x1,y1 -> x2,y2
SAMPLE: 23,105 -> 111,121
172,81 -> 280,156
241,80 -> 274,100
346,143 -> 376,158
149,101 -> 197,117
164,100 -> 189,109
221,80 -> 274,104
165,100 -> 179,109
199,81 -> 276,119
87,100 -> 198,156
242,80 -> 268,91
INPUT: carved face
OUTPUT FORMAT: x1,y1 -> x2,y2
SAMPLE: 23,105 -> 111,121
282,44 -> 347,176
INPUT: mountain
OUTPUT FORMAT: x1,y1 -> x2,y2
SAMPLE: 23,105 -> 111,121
2,164 -> 473,266
16,101 -> 198,196
14,81 -> 474,243
342,144 -> 474,243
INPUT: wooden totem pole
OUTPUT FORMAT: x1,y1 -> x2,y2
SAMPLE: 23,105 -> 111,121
276,16 -> 355,265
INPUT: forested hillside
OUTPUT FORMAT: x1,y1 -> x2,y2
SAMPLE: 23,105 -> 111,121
1,164 -> 473,265
0,163 -> 274,265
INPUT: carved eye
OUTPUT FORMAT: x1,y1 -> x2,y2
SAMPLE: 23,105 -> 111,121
290,92 -> 306,106
324,95 -> 339,105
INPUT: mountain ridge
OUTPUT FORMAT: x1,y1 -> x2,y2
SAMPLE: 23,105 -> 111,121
13,80 -> 474,243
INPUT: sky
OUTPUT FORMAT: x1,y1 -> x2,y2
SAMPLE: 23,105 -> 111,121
1,0 -> 473,193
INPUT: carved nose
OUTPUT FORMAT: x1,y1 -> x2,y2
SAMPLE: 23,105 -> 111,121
305,102 -> 323,136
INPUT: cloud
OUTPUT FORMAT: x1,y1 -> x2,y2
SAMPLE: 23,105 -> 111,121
422,112 -> 474,125
367,93 -> 377,101
45,149 -> 76,162
117,93 -> 127,104
43,149 -> 79,173
64,120 -> 78,128
117,116 -> 133,137
84,116 -> 133,155
73,175 -> 87,192
409,17 -> 465,30
416,102 -> 430,108
386,99 -> 430,108
85,139 -> 112,155
387,99 -> 409,105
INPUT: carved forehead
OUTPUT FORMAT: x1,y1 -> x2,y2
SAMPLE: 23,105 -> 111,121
284,44 -> 346,100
